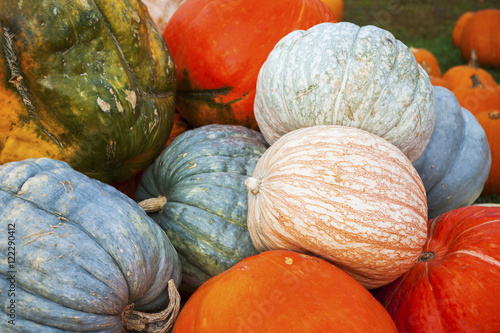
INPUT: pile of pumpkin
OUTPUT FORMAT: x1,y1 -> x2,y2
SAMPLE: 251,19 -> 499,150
0,0 -> 499,332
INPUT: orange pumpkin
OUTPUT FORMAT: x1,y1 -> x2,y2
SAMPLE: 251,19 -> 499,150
410,47 -> 442,77
453,74 -> 500,115
320,0 -> 343,21
163,0 -> 336,129
172,250 -> 398,332
453,9 -> 500,67
430,76 -> 451,90
442,50 -> 497,91
452,11 -> 474,47
475,110 -> 500,195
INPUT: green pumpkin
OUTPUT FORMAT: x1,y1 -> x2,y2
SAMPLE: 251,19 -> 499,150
0,158 -> 182,332
135,124 -> 269,293
0,0 -> 176,184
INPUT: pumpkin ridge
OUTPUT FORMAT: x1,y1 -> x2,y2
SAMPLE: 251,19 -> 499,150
333,25 -> 362,119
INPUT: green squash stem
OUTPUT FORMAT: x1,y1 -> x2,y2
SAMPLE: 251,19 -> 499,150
122,279 -> 180,333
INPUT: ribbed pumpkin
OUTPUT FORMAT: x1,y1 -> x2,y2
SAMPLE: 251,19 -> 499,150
0,0 -> 176,184
410,47 -> 442,77
373,205 -> 500,332
254,22 -> 436,162
452,9 -> 500,67
452,74 -> 500,115
476,110 -> 500,195
452,11 -> 474,47
0,158 -> 182,332
245,125 -> 428,289
135,124 -> 269,293
163,0 -> 336,129
172,250 -> 398,333
413,86 -> 491,219
442,51 -> 497,91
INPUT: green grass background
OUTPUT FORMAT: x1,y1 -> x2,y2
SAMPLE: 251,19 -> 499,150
342,1 -> 500,204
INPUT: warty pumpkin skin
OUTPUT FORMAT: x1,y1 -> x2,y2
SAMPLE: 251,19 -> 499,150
254,22 -> 436,163
135,124 -> 269,293
413,86 -> 491,219
373,205 -> 500,332
172,250 -> 398,333
163,0 -> 336,130
0,0 -> 176,184
245,125 -> 428,289
0,158 -> 182,332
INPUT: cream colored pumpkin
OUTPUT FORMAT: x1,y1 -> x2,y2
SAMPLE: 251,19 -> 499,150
245,125 -> 428,289
254,22 -> 435,162
142,0 -> 187,32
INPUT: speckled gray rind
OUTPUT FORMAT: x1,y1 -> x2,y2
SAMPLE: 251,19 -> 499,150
255,22 -> 436,162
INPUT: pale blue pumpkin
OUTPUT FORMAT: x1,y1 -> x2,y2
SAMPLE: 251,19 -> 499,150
0,158 -> 181,332
413,86 -> 491,219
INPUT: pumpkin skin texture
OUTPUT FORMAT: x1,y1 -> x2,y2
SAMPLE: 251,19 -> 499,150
245,125 -> 428,289
172,250 -> 398,333
373,205 -> 500,333
0,158 -> 182,332
453,9 -> 500,67
320,0 -> 344,21
163,0 -> 336,130
135,124 -> 269,293
476,111 -> 500,195
413,86 -> 491,219
254,22 -> 436,163
0,0 -> 176,184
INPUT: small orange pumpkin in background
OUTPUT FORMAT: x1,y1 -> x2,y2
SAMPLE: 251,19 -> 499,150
452,11 -> 475,47
172,250 -> 398,332
475,110 -> 500,195
452,9 -> 500,67
442,50 -> 497,91
452,74 -> 500,115
410,46 -> 442,77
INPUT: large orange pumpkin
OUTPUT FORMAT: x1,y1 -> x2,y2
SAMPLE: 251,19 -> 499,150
475,110 -> 500,195
452,11 -> 474,47
245,125 -> 428,289
172,250 -> 398,332
320,0 -> 343,21
373,205 -> 500,332
452,9 -> 500,67
163,0 -> 336,129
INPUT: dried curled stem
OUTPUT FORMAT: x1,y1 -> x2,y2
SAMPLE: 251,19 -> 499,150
122,279 -> 181,332
138,195 -> 167,213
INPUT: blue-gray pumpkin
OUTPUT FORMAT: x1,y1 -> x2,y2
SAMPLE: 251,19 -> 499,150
0,158 -> 181,332
413,86 -> 491,219
135,124 -> 269,293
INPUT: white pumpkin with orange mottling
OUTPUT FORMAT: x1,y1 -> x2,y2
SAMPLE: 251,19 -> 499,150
245,125 -> 428,289
254,22 -> 436,162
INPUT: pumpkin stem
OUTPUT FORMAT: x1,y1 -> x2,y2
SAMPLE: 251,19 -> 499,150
122,279 -> 181,333
245,177 -> 261,195
418,251 -> 435,262
489,111 -> 500,120
470,74 -> 483,88
469,49 -> 478,69
138,195 -> 167,213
